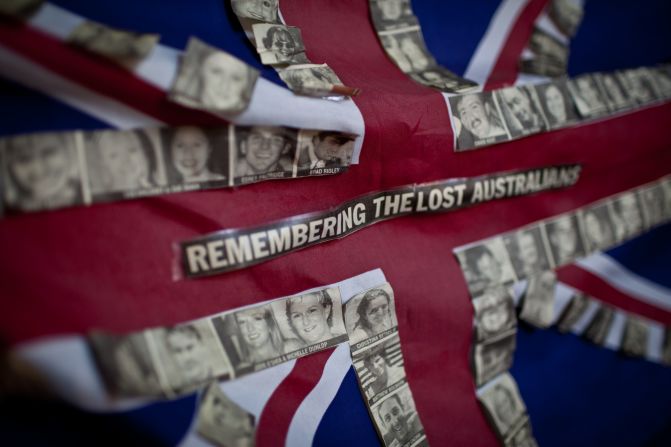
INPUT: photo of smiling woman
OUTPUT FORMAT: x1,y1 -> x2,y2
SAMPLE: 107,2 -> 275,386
161,126 -> 228,187
3,132 -> 83,212
281,290 -> 347,347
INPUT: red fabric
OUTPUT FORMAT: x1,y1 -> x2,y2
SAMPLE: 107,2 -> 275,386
1,1 -> 671,446
484,0 -> 550,90
256,349 -> 332,446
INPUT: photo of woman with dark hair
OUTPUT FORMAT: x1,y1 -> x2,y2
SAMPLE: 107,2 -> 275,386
161,126 -> 227,185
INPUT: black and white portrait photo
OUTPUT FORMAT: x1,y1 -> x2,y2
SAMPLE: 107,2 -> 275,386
370,0 -> 417,30
294,130 -> 356,173
233,126 -> 297,183
579,202 -> 617,252
609,192 -> 645,242
473,331 -> 516,386
84,129 -> 163,199
583,305 -> 614,346
496,86 -> 547,138
650,65 -> 671,99
353,334 -> 406,401
372,385 -> 425,447
621,316 -> 650,358
409,66 -> 476,93
277,288 -> 347,347
344,284 -> 397,346
88,332 -> 163,397
231,0 -> 280,23
457,238 -> 517,295
503,227 -> 552,280
638,185 -> 666,229
379,27 -> 435,74
549,0 -> 584,36
213,303 -> 302,373
170,37 -> 259,114
557,293 -> 590,333
2,132 -> 83,212
534,80 -> 579,129
67,20 -> 158,68
595,72 -> 631,112
450,92 -> 510,150
473,288 -> 517,342
478,373 -> 528,440
618,68 -> 662,106
252,24 -> 308,65
520,270 -> 557,328
160,126 -> 228,186
196,383 -> 255,447
279,64 -> 343,96
151,321 -> 232,394
506,420 -> 538,447
544,214 -> 586,267
568,75 -> 609,118
527,27 -> 569,69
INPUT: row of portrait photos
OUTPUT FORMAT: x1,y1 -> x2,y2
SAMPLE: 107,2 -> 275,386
455,174 -> 671,296
449,64 -> 671,150
0,125 -> 356,215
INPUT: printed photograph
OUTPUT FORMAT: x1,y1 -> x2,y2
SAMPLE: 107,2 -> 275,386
2,132 -> 84,212
233,125 -> 297,183
519,56 -> 566,78
473,330 -> 517,386
548,0 -> 584,36
279,64 -> 343,96
252,24 -> 308,65
505,419 -> 537,447
84,129 -> 165,199
621,316 -> 649,358
661,178 -> 671,219
543,213 -> 586,267
519,270 -> 557,328
372,384 -> 425,447
478,372 -> 528,440
557,292 -> 590,333
618,68 -> 662,106
67,20 -> 158,68
472,287 -> 517,342
449,92 -> 510,150
88,332 -> 163,397
344,283 -> 398,346
231,0 -> 280,23
271,288 -> 347,349
456,237 -> 517,295
160,126 -> 228,186
533,80 -> 579,129
353,334 -> 406,401
213,303 -> 303,374
409,66 -> 477,93
579,201 -> 617,252
527,27 -> 569,68
650,65 -> 671,99
169,37 -> 259,114
369,0 -> 418,31
496,86 -> 547,138
503,226 -> 552,280
568,75 -> 609,118
609,192 -> 645,242
196,383 -> 255,447
150,320 -> 232,394
583,305 -> 614,346
594,72 -> 632,112
638,184 -> 666,229
294,129 -> 356,173
379,27 -> 435,74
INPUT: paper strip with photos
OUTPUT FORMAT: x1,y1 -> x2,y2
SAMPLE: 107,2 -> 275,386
229,0 -> 360,100
179,164 -> 582,278
89,284 -> 348,398
449,63 -> 671,151
343,282 -> 428,447
0,124 -> 357,216
195,382 -> 256,447
368,0 -> 476,93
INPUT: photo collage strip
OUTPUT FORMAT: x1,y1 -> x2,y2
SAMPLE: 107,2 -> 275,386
453,174 -> 671,445
0,124 -> 357,216
449,64 -> 671,150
